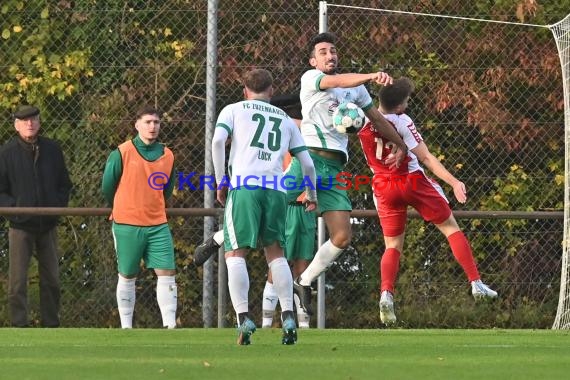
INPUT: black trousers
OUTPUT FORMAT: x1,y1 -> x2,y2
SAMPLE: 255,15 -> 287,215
8,227 -> 61,327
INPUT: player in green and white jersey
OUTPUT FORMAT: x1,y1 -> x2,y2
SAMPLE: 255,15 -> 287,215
212,69 -> 317,345
290,32 -> 409,315
194,93 -> 316,328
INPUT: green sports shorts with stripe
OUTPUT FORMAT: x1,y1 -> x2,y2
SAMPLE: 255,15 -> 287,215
284,152 -> 352,213
112,222 -> 175,276
285,203 -> 316,261
223,187 -> 287,251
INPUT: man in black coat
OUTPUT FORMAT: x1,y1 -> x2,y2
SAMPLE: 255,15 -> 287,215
0,105 -> 72,327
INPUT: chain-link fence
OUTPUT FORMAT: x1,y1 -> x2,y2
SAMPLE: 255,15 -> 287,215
0,1 -> 566,328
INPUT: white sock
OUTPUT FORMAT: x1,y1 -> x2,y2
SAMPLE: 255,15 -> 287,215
294,293 -> 310,328
213,230 -> 224,245
262,281 -> 279,328
116,275 -> 136,329
226,257 -> 249,314
269,257 -> 293,312
156,275 -> 177,328
299,240 -> 343,286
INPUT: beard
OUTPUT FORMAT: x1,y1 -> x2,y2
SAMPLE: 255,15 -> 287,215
322,61 -> 338,75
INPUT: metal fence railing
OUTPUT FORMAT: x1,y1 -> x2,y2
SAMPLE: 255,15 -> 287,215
0,209 -> 562,328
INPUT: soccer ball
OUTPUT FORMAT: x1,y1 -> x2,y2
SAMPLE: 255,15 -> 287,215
332,102 -> 365,133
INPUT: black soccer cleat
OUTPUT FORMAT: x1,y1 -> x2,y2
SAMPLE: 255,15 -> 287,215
293,277 -> 313,316
193,234 -> 220,266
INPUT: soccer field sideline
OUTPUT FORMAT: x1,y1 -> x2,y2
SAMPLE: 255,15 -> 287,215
0,328 -> 569,380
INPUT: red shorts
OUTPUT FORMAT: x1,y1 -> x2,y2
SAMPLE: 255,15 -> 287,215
373,170 -> 452,237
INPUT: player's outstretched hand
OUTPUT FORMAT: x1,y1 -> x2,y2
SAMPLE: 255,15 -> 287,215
452,181 -> 467,204
304,199 -> 317,212
371,71 -> 393,86
303,189 -> 318,212
385,144 -> 408,169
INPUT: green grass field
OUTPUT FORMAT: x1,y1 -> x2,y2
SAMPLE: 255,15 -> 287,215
1,328 -> 569,380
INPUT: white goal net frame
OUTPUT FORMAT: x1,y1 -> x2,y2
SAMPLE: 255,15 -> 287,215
551,14 -> 570,330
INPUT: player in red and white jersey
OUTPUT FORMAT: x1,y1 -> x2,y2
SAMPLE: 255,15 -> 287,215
357,77 -> 498,326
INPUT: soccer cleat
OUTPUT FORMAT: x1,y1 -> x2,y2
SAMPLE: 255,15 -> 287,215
293,277 -> 313,316
471,280 -> 498,300
281,317 -> 298,345
236,318 -> 257,345
194,234 -> 220,266
379,290 -> 397,325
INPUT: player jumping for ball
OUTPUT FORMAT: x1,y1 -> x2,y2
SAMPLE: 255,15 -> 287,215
358,77 -> 498,325
289,32 -> 408,315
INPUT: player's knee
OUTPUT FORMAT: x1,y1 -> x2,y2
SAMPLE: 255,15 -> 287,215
330,231 -> 351,249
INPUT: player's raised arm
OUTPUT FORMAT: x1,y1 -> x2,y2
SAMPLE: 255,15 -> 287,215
319,71 -> 393,90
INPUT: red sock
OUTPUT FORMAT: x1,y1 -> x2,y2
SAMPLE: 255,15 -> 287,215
380,248 -> 400,293
447,231 -> 480,282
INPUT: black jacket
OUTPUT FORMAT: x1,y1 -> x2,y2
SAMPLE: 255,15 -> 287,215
0,135 -> 73,233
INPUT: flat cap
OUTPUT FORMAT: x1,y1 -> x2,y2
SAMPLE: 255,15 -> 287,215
13,105 -> 40,120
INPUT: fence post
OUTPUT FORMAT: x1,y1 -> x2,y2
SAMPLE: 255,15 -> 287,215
202,0 -> 219,328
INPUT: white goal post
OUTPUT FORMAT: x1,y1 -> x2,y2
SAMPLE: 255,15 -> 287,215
550,14 -> 570,330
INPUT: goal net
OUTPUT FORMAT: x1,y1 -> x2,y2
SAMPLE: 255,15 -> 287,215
319,1 -> 570,329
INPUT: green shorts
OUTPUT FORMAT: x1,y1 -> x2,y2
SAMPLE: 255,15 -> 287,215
112,222 -> 175,276
223,187 -> 287,251
285,152 -> 352,213
285,204 -> 316,261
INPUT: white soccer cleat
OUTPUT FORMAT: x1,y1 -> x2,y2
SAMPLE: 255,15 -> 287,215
379,290 -> 397,325
471,279 -> 498,299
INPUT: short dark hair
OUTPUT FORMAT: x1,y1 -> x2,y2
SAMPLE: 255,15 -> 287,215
136,105 -> 159,120
378,77 -> 415,111
270,93 -> 301,119
242,69 -> 273,93
308,32 -> 336,57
